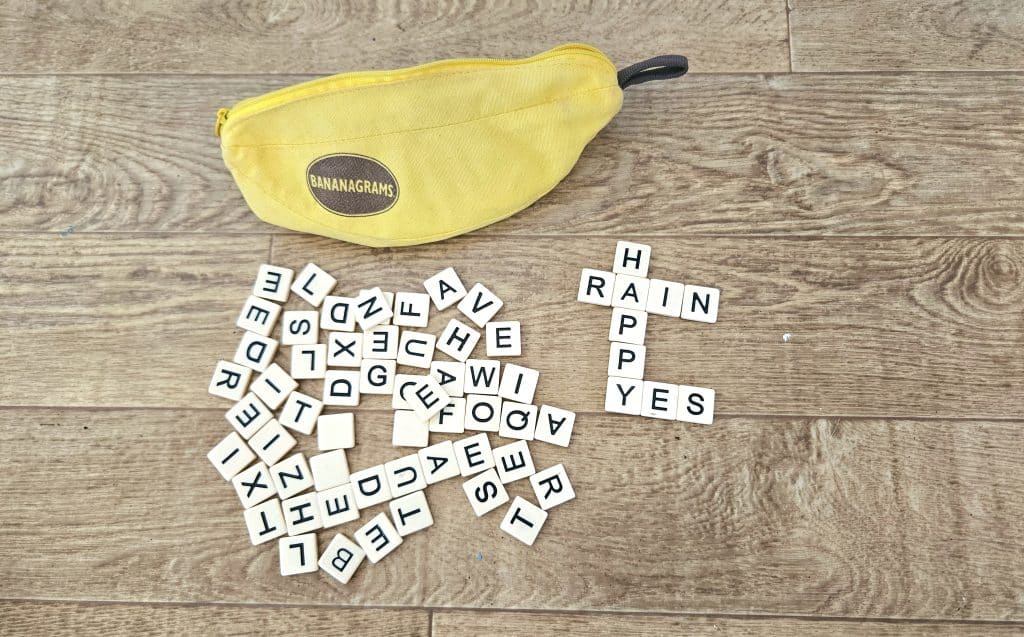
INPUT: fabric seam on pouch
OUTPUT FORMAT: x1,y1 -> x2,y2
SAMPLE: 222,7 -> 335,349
222,59 -> 614,146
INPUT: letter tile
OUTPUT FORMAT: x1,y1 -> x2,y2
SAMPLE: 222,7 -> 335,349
350,464 -> 391,509
492,440 -> 536,484
612,240 -> 652,278
225,392 -> 272,440
281,310 -> 319,346
291,263 -> 336,307
323,370 -> 361,407
534,405 -> 576,448
362,325 -> 399,359
529,464 -> 576,510
406,375 -> 450,422
676,384 -> 716,425
464,359 -> 500,395
309,449 -> 350,491
611,274 -> 650,311
327,331 -> 363,367
608,342 -> 646,379
577,268 -> 615,306
641,381 -> 678,420
429,361 -> 465,397
423,266 -> 467,310
359,359 -> 396,395
418,440 -> 461,484
453,432 -> 495,476
497,363 -> 539,404
354,512 -> 403,563
393,292 -> 431,328
499,496 -> 548,546
233,331 -> 279,372
317,413 -> 355,450
291,343 -> 327,380
253,264 -> 293,303
244,498 -> 286,545
429,397 -> 466,434
236,295 -> 281,337
681,284 -> 720,323
464,394 -> 501,432
208,360 -> 252,402
269,452 -> 314,500
318,533 -> 365,585
436,318 -> 481,362
320,295 -> 356,332
605,376 -> 642,415
384,453 -> 427,498
498,402 -> 538,441
457,283 -> 503,327
282,491 -> 322,535
279,532 -> 317,576
389,490 -> 433,536
392,409 -> 429,448
354,287 -> 394,329
392,374 -> 421,410
396,330 -> 436,369
208,431 -> 255,480
646,279 -> 685,317
278,390 -> 323,435
462,468 -> 509,517
608,308 -> 647,345
318,483 -> 360,528
485,321 -> 522,357
248,419 -> 296,466
249,363 -> 297,410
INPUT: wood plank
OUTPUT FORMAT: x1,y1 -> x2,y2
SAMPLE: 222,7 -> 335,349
0,0 -> 787,74
433,611 -> 1024,636
2,407 -> 1023,620
5,233 -> 1024,419
0,600 -> 428,636
0,234 -> 268,408
2,74 -> 1021,236
791,0 -> 1024,71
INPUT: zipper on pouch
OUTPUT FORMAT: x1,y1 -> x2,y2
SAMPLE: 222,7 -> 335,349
214,44 -> 610,137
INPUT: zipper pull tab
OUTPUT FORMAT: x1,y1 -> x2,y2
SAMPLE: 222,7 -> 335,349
617,55 -> 688,89
214,108 -> 229,137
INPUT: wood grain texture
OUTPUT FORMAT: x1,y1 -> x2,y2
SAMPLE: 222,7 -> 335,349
5,233 -> 1024,419
2,407 -> 1023,620
0,0 -> 787,74
0,234 -> 269,408
790,0 -> 1024,71
433,611 -> 1024,636
3,74 -> 1022,236
0,600 -> 427,636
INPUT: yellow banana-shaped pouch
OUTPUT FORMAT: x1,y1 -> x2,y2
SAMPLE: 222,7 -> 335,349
216,44 -> 687,247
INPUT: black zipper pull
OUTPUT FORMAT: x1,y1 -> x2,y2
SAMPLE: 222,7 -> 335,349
617,55 -> 689,89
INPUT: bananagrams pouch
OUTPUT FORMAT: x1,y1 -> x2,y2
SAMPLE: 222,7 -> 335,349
215,44 -> 687,247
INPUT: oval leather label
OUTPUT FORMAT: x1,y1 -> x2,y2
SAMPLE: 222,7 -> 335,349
306,154 -> 399,216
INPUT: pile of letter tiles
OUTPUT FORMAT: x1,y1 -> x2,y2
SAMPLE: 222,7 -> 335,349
208,263 -> 575,584
577,241 -> 718,424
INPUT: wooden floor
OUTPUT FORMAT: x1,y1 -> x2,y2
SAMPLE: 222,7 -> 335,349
2,1 -> 1024,635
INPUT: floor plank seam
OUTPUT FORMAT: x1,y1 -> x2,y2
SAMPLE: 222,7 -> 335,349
1,597 -> 1022,627
784,0 -> 794,73
6,404 -> 1024,423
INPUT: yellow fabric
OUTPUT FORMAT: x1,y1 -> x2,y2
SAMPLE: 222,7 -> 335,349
216,44 -> 623,247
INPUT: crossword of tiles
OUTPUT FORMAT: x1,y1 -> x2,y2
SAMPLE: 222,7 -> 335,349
577,241 -> 717,425
208,264 -> 575,584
